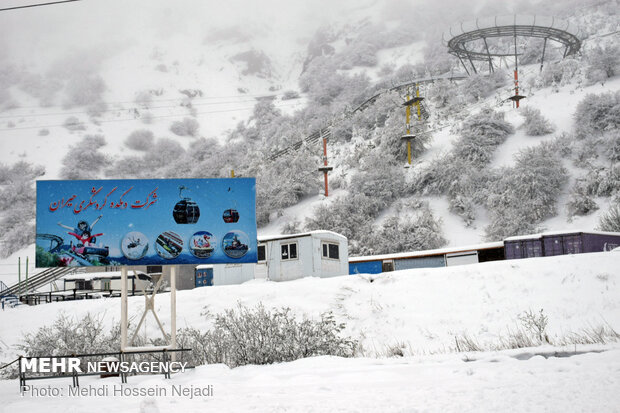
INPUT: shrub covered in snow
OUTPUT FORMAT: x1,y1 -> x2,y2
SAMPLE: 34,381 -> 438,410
125,129 -> 154,151
17,313 -> 119,357
230,49 -> 273,78
280,219 -> 301,234
567,186 -> 599,217
281,90 -> 300,100
485,142 -> 568,240
0,161 -> 45,258
521,107 -> 555,136
60,135 -> 110,180
585,44 -> 620,85
305,193 -> 379,254
598,202 -> 620,232
63,116 -> 86,131
413,109 -> 513,225
538,58 -> 582,87
574,91 -> 620,139
170,117 -> 200,137
62,74 -> 106,108
577,166 -> 620,198
458,71 -> 507,101
177,304 -> 357,368
254,145 -> 321,227
454,109 -> 514,165
373,200 -> 446,254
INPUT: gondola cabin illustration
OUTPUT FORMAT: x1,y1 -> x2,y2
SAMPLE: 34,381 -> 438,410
172,185 -> 200,224
222,209 -> 240,223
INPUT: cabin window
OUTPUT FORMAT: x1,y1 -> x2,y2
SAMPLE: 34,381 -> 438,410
322,242 -> 340,260
281,242 -> 298,260
257,245 -> 266,262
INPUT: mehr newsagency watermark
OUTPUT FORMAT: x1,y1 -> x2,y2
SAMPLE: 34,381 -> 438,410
21,383 -> 213,399
19,357 -> 213,399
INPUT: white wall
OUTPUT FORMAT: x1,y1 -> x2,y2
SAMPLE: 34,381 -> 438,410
213,264 -> 255,286
445,251 -> 478,267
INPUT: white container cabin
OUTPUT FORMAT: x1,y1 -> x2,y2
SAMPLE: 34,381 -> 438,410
195,231 -> 349,286
63,271 -> 152,293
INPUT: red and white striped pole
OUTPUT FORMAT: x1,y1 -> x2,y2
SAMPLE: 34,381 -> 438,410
318,130 -> 334,197
322,137 -> 329,197
514,69 -> 520,108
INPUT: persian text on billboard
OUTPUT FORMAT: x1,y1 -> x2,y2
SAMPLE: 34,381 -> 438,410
35,178 -> 257,267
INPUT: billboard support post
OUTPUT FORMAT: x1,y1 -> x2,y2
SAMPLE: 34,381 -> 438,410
120,267 -> 177,354
121,267 -> 128,350
170,266 -> 177,362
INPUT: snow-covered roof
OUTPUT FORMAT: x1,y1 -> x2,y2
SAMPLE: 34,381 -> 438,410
257,230 -> 346,243
504,230 -> 620,242
349,241 -> 504,263
63,271 -> 148,281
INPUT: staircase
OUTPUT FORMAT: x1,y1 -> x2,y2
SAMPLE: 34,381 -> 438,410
2,267 -> 85,297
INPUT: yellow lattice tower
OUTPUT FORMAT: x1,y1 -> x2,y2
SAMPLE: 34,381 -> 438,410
401,83 -> 424,167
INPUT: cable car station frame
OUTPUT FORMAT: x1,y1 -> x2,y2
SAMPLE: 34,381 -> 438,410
444,15 -> 582,75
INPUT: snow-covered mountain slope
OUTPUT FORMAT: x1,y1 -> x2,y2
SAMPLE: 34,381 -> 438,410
0,0 -> 619,262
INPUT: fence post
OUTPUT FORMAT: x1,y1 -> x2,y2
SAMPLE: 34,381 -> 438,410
119,352 -> 127,384
162,350 -> 170,379
18,356 -> 23,392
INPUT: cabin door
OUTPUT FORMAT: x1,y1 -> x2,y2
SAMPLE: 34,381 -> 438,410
254,244 -> 268,279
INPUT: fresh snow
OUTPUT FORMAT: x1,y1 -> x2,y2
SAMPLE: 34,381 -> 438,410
1,251 -> 619,411
1,347 -> 619,412
1,252 -> 619,358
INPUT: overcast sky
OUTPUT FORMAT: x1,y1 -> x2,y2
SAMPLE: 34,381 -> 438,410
0,0 -> 592,70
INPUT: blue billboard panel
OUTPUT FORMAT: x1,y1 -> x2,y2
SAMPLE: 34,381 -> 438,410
35,178 -> 257,267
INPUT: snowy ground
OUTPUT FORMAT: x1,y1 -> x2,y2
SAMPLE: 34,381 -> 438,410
1,252 -> 619,411
1,345 -> 619,412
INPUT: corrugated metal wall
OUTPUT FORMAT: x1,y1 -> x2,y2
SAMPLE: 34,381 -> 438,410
394,255 -> 446,270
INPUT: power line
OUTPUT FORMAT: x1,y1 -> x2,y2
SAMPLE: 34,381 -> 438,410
0,96 -> 288,119
0,0 -> 80,12
0,100 -> 303,131
3,91 -> 306,111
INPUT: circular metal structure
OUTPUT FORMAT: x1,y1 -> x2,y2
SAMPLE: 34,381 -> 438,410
444,15 -> 581,74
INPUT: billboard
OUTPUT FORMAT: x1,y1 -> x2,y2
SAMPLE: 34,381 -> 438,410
35,178 -> 257,268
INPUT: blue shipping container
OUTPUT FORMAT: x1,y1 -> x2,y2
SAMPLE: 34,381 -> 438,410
349,260 -> 383,275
